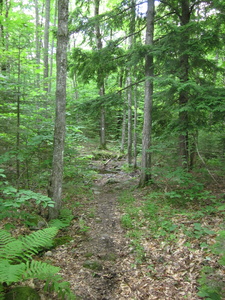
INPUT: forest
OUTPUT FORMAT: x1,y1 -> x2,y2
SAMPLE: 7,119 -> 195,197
0,0 -> 225,299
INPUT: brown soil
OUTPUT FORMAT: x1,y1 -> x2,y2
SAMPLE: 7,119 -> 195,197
48,161 -> 140,300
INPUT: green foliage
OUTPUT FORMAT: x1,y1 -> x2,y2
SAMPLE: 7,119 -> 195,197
198,266 -> 224,300
212,231 -> 225,266
198,231 -> 225,299
121,214 -> 134,229
158,167 -> 216,206
78,218 -> 90,233
118,190 -> 136,205
0,228 -> 58,265
0,169 -> 54,214
48,208 -> 74,229
0,228 -> 75,299
1,188 -> 55,208
184,223 -> 215,239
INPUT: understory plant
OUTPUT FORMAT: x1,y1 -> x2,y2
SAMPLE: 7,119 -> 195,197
0,169 -> 55,222
0,227 -> 75,299
198,230 -> 225,299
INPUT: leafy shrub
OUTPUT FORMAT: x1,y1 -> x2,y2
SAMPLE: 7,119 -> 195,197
0,169 -> 54,214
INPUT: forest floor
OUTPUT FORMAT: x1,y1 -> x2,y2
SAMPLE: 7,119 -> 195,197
46,157 -> 224,299
1,154 -> 224,299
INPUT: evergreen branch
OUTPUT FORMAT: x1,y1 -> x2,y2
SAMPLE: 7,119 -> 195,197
116,79 -> 145,93
117,25 -> 147,45
159,0 -> 181,18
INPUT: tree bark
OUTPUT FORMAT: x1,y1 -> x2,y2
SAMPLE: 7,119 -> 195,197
127,75 -> 133,165
49,0 -> 57,94
133,84 -> 138,169
48,0 -> 69,220
35,0 -> 41,88
94,0 -> 106,149
139,0 -> 154,187
43,0 -> 50,92
127,0 -> 135,166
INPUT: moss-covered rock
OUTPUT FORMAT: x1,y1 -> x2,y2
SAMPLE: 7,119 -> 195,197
25,214 -> 47,230
5,286 -> 40,300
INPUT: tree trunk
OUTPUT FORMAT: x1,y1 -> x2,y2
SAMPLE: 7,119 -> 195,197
16,45 -> 21,190
127,75 -> 132,165
139,0 -> 154,187
48,0 -> 69,220
120,100 -> 127,153
127,0 -> 135,166
49,0 -> 57,94
133,84 -> 138,169
178,0 -> 190,168
94,0 -> 106,149
35,0 -> 41,88
43,0 -> 50,92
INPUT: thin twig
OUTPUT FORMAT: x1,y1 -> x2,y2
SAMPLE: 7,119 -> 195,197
196,144 -> 218,183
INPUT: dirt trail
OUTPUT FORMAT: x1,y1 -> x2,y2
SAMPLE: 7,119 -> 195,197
45,159 -> 221,300
49,163 -> 138,300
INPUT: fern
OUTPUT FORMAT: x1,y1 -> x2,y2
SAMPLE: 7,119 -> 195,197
48,208 -> 74,229
0,230 -> 15,246
23,260 -> 60,280
0,228 -> 75,299
20,227 -> 58,260
0,228 -> 58,262
0,260 -> 25,284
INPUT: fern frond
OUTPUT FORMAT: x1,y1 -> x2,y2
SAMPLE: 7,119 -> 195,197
20,227 -> 58,260
48,219 -> 68,229
0,228 -> 58,262
0,230 -> 16,247
0,259 -> 26,285
23,260 -> 60,280
0,240 -> 23,262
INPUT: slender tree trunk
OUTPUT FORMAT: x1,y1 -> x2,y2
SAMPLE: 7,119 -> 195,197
120,74 -> 126,153
99,86 -> 106,149
49,0 -> 57,94
48,0 -> 69,220
43,0 -> 50,92
35,0 -> 41,87
127,0 -> 135,165
178,0 -> 190,168
16,45 -> 21,189
133,84 -> 138,169
0,0 -> 4,72
127,75 -> 132,165
139,0 -> 154,187
94,0 -> 106,149
0,0 -> 10,72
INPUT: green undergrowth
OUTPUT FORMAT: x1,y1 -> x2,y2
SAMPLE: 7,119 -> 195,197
0,227 -> 76,300
118,187 -> 225,298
